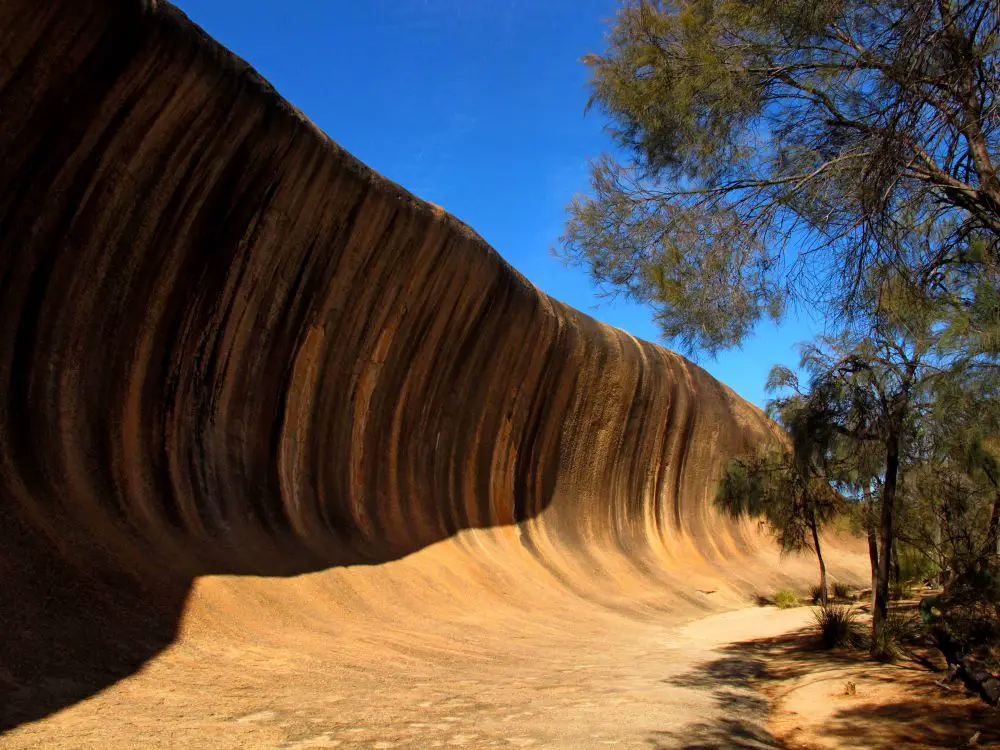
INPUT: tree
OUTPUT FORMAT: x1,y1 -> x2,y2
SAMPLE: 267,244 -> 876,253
902,363 -> 1000,579
715,381 -> 845,605
763,266 -> 980,646
716,448 -> 841,605
560,0 -> 1000,354
829,425 -> 886,606
932,369 -> 1000,570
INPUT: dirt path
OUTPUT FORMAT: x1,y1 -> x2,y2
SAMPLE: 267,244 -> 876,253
13,591 -> 987,749
3,599 -> 816,749
739,621 -> 1000,749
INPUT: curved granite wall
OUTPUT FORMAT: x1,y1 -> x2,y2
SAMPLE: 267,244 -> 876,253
0,0 -> 782,732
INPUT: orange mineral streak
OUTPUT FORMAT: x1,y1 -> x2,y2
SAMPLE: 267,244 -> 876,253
0,1 -> 866,744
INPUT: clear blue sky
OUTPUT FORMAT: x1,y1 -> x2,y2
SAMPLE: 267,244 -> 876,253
172,0 -> 821,408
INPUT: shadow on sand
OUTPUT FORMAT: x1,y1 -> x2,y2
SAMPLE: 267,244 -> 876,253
646,649 -> 783,749
0,491 -> 555,733
648,622 -> 1000,749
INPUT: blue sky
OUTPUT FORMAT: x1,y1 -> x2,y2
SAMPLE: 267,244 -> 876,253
172,0 -> 821,408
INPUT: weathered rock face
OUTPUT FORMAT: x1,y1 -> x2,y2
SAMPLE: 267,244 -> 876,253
0,0 -> 782,733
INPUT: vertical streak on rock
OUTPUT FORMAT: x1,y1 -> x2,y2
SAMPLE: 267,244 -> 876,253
0,0 -> 773,584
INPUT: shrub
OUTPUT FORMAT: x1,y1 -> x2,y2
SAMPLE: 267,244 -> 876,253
829,510 -> 863,537
810,584 -> 824,604
833,582 -> 851,600
871,620 -> 900,662
925,570 -> 1000,677
814,604 -> 863,649
774,590 -> 799,609
871,612 -> 919,662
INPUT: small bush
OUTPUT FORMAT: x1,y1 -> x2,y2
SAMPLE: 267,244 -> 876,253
774,590 -> 799,609
810,584 -> 824,604
833,582 -> 852,600
814,604 -> 862,649
926,571 -> 1000,677
871,612 -> 918,662
871,620 -> 900,662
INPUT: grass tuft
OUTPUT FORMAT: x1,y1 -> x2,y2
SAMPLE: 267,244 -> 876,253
774,589 -> 799,609
814,604 -> 863,649
871,612 -> 919,662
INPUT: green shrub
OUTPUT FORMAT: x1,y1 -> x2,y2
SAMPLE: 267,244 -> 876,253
830,509 -> 865,537
833,582 -> 851,600
814,604 -> 863,649
810,584 -> 824,604
774,590 -> 799,609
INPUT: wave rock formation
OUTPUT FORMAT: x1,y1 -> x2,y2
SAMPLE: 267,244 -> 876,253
0,1 -> 861,744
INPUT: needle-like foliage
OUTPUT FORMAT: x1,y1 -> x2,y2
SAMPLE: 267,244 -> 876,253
561,0 -> 1000,354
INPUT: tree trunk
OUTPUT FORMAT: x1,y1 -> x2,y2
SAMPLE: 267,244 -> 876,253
873,429 -> 900,636
987,489 -> 1000,567
932,514 -> 946,586
809,513 -> 828,607
868,523 -> 879,610
864,491 -> 879,610
892,540 -> 901,586
941,490 -> 956,585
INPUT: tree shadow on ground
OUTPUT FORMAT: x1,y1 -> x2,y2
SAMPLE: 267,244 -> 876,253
647,651 -> 785,748
824,699 -> 1000,747
739,626 -> 999,747
649,623 -> 1000,749
647,718 -> 784,750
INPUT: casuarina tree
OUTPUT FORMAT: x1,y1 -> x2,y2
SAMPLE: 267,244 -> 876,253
561,0 -> 999,354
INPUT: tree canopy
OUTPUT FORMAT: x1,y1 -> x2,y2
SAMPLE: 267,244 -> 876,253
561,0 -> 1000,354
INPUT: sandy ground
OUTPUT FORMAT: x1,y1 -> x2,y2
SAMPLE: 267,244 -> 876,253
9,601 -> 998,750
8,526 -> 983,750
748,619 -> 1000,749
0,598 -> 816,749
7,579 -> 994,750
4,516 -> 876,749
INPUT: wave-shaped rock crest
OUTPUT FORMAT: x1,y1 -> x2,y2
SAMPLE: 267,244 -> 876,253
0,1 -> 845,739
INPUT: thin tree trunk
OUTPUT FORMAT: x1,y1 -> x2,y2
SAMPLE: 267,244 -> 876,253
941,490 -> 956,585
809,512 -> 828,606
980,462 -> 999,573
868,523 -> 879,610
932,513 -> 946,586
874,429 -> 900,636
987,489 -> 1000,566
892,540 -> 901,586
864,490 -> 879,611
